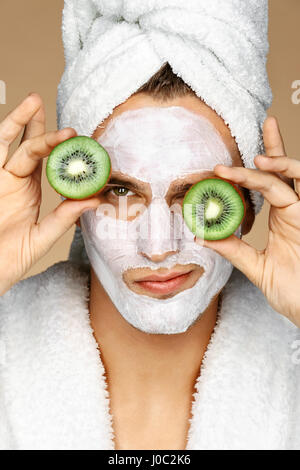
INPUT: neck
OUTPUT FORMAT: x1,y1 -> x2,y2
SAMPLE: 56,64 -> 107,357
89,267 -> 219,400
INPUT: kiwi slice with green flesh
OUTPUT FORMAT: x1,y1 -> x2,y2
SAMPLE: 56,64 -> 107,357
46,136 -> 111,200
182,177 -> 246,240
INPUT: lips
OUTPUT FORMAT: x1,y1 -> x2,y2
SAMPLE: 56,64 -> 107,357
135,270 -> 193,295
138,269 -> 192,283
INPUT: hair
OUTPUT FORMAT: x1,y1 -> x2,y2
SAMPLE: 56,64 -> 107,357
133,62 -> 197,101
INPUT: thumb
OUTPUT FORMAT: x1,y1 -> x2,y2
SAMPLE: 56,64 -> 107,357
196,234 -> 263,286
33,197 -> 99,256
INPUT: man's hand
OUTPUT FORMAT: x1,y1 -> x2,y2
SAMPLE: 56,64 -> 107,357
195,116 -> 300,327
0,94 -> 100,296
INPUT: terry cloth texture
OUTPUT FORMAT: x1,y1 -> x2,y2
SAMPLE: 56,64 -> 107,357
0,261 -> 299,449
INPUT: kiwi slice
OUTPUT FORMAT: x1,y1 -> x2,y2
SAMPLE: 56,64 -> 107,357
46,136 -> 111,200
182,177 -> 246,240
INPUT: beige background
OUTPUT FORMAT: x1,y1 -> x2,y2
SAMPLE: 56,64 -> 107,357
0,0 -> 299,279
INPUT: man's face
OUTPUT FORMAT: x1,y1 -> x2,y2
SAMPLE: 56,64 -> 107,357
78,93 -> 254,334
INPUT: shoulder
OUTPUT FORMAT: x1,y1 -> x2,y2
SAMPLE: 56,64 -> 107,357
225,267 -> 262,298
221,267 -> 300,347
223,267 -> 268,311
0,260 -> 89,328
0,260 -> 92,397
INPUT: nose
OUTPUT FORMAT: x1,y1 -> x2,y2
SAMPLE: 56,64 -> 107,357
140,250 -> 179,263
136,198 -> 180,261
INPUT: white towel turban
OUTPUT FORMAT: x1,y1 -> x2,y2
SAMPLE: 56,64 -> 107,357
56,0 -> 273,265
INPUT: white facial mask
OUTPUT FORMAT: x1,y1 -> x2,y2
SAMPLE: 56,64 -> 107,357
80,106 -> 239,334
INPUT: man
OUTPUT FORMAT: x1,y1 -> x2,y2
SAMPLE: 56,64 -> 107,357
0,2 -> 300,450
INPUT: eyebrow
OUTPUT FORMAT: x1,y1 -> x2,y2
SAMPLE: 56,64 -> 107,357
107,178 -> 195,194
170,176 -> 249,201
168,172 -> 215,194
106,175 -> 148,192
169,182 -> 194,193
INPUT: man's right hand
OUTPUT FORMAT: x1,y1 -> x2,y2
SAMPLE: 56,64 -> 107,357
0,93 -> 100,296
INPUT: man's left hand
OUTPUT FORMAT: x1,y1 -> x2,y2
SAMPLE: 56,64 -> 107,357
195,116 -> 300,328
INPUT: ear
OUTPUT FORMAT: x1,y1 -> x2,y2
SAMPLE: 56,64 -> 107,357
241,190 -> 255,236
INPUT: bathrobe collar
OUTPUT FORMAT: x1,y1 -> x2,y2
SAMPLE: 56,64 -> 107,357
0,260 -> 299,450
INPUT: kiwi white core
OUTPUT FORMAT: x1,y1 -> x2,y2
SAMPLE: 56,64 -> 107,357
68,160 -> 87,176
80,106 -> 239,334
206,200 -> 222,220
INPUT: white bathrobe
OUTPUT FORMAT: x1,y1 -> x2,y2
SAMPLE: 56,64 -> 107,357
0,260 -> 299,450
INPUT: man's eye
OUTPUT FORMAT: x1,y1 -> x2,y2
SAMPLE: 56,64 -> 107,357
110,186 -> 135,197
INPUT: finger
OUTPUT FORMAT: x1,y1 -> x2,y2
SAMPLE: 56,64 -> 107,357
3,127 -> 77,177
262,116 -> 293,188
0,94 -> 42,167
214,164 -> 298,208
20,93 -> 46,143
263,116 -> 286,157
17,94 -> 46,184
31,160 -> 44,186
195,234 -> 263,287
255,154 -> 300,196
33,198 -> 100,257
254,154 -> 300,179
